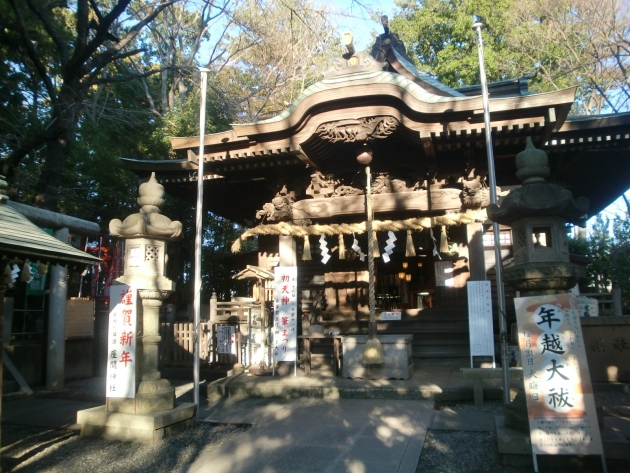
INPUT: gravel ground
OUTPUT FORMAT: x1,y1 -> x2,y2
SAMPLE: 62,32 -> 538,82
2,378 -> 248,473
416,393 -> 630,473
3,378 -> 630,472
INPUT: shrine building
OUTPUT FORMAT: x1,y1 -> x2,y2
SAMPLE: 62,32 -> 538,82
123,30 -> 630,362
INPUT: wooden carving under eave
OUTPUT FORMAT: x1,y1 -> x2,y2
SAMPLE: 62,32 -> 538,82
316,116 -> 398,143
460,177 -> 491,209
292,189 -> 463,220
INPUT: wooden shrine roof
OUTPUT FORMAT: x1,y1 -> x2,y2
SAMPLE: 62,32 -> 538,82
121,35 -> 630,225
0,201 -> 102,269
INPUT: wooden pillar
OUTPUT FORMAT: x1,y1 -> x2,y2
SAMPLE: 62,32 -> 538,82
467,222 -> 486,281
0,277 -> 5,453
279,235 -> 296,266
47,227 -> 69,391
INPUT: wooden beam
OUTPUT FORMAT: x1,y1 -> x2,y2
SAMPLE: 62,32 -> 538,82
292,189 -> 464,220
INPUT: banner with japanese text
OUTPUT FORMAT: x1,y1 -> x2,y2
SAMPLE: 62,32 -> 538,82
273,266 -> 297,362
106,284 -> 137,398
515,294 -> 603,456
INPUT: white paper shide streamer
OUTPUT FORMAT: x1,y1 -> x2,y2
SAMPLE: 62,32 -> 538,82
351,234 -> 366,261
429,228 -> 441,260
382,231 -> 397,263
319,234 -> 331,264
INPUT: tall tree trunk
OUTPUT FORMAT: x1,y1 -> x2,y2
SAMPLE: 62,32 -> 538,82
33,84 -> 77,211
34,135 -> 69,211
161,68 -> 169,113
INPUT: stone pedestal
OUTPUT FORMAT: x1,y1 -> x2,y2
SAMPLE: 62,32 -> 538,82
342,334 -> 413,379
78,403 -> 195,444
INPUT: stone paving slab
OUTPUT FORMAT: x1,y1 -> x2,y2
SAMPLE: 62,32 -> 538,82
183,398 -> 434,473
1,398 -> 99,430
606,415 -> 630,440
430,409 -> 495,431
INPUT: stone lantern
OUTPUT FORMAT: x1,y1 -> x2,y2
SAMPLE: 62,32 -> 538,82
487,138 -> 590,432
106,172 -> 183,414
78,173 -> 191,443
487,138 -> 589,295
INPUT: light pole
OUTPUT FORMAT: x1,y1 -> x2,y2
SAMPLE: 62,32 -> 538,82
193,67 -> 210,420
472,22 -> 510,404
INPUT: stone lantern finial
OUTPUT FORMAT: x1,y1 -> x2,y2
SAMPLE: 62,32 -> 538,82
109,173 -> 182,240
137,172 -> 165,213
515,137 -> 550,184
487,139 -> 589,226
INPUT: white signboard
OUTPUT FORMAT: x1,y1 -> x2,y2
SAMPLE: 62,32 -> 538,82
273,266 -> 297,362
216,325 -> 236,355
434,261 -> 454,287
515,294 -> 604,464
106,285 -> 137,398
577,296 -> 599,317
381,311 -> 402,321
467,281 -> 495,368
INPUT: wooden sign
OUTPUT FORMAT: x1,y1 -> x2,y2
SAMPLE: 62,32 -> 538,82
467,281 -> 495,368
216,325 -> 236,355
515,294 -> 604,470
65,298 -> 95,338
106,285 -> 137,399
273,266 -> 298,363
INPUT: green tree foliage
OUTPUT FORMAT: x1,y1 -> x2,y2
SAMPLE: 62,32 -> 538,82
389,0 -> 630,114
390,0 -> 523,87
1,0 -> 175,210
215,0 -> 342,122
505,0 -> 630,114
569,199 -> 630,313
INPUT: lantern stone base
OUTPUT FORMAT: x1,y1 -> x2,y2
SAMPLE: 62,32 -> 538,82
76,403 -> 195,444
106,380 -> 176,414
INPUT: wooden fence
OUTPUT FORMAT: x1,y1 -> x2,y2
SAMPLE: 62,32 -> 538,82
159,322 -> 212,366
159,301 -> 271,367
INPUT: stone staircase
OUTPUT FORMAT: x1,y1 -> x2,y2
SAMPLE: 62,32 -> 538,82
305,308 -> 471,365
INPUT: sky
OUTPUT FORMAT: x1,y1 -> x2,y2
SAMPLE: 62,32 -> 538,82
322,0 -> 399,49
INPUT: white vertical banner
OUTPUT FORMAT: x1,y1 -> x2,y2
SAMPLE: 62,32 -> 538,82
273,266 -> 298,362
516,294 -> 604,459
467,281 -> 495,368
106,284 -> 137,398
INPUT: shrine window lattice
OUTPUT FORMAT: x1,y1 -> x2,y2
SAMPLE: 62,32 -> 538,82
483,231 -> 512,247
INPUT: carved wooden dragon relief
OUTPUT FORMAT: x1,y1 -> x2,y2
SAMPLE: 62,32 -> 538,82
316,116 -> 399,143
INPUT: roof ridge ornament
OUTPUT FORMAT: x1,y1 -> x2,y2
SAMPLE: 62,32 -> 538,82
324,31 -> 387,79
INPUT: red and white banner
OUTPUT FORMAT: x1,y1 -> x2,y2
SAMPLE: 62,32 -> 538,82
273,266 -> 297,362
106,284 -> 137,398
515,293 -> 603,456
